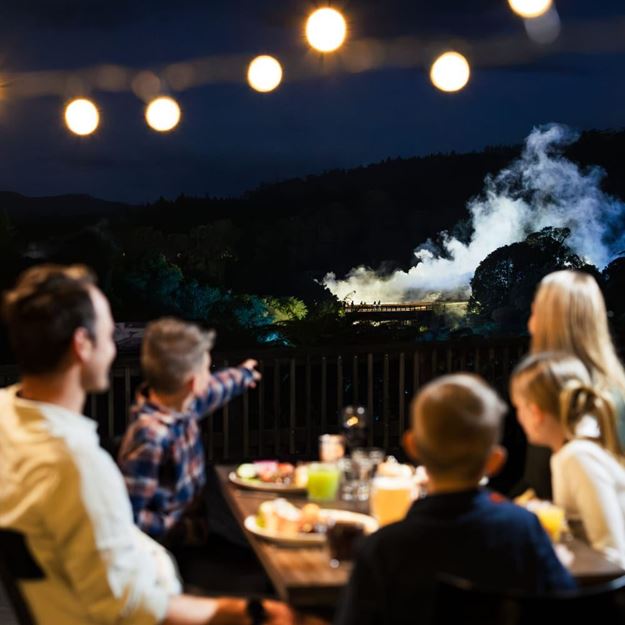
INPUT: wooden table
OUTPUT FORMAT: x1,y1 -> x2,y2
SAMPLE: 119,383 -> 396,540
216,466 -> 624,608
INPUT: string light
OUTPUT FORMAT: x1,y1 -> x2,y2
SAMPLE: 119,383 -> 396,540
306,7 -> 347,53
247,55 -> 283,93
64,98 -> 99,136
145,96 -> 181,132
508,0 -> 553,19
430,52 -> 471,93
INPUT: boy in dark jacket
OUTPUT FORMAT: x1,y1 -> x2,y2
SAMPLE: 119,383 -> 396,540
335,373 -> 575,625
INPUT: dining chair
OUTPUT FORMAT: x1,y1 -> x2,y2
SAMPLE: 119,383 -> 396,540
432,572 -> 625,625
0,529 -> 44,625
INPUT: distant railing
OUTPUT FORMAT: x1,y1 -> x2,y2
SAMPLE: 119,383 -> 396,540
344,303 -> 434,313
0,336 -> 528,462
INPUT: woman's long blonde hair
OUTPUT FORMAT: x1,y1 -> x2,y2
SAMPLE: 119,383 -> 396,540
511,352 -> 623,458
531,270 -> 625,399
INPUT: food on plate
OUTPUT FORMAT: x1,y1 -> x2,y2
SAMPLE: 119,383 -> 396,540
236,463 -> 257,480
235,461 -> 296,485
256,499 -> 322,535
513,488 -> 537,506
294,464 -> 309,488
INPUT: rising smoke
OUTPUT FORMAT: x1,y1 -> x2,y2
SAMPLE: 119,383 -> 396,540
323,124 -> 625,303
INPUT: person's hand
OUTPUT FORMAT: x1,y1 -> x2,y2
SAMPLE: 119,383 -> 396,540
294,613 -> 330,625
240,359 -> 262,388
264,601 -> 330,625
209,598 -> 292,625
263,600 -> 296,625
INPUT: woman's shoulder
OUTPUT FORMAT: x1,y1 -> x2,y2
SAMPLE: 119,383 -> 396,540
557,438 -> 611,458
553,439 -> 625,480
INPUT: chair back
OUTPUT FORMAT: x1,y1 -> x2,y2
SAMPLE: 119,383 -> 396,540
432,573 -> 625,625
0,529 -> 44,625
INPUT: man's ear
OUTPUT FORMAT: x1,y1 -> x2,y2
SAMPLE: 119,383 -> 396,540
402,430 -> 420,463
72,327 -> 94,364
484,445 -> 507,477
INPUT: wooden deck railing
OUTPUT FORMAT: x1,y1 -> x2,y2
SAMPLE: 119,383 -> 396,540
0,336 -> 528,462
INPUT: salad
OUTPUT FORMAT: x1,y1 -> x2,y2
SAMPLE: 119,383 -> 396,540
236,460 -> 308,486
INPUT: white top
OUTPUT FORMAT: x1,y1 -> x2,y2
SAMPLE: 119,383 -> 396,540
0,386 -> 181,625
551,438 -> 625,568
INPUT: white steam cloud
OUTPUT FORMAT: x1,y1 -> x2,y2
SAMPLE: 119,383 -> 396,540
323,124 -> 625,303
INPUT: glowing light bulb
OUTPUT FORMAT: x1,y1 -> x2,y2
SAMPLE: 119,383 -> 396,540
145,96 -> 181,132
508,0 -> 553,19
306,7 -> 347,53
247,55 -> 283,93
64,98 -> 99,136
430,52 -> 471,93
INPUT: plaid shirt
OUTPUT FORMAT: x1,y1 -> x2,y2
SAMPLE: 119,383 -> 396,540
118,367 -> 254,538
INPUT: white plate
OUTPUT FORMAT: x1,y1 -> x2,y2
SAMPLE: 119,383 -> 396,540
243,509 -> 379,546
229,471 -> 308,494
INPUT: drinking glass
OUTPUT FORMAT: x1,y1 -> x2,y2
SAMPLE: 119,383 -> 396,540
319,434 -> 345,463
326,518 -> 365,568
307,462 -> 341,502
338,458 -> 359,502
370,476 -> 414,526
532,502 -> 566,542
341,405 -> 369,450
351,447 -> 385,501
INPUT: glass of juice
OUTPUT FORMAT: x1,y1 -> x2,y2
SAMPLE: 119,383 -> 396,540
370,476 -> 414,526
307,463 -> 341,502
533,503 -> 566,542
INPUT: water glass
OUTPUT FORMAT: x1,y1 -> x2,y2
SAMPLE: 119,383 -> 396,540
338,458 -> 360,502
351,447 -> 385,501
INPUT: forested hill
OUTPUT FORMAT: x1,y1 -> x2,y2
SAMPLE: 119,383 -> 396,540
1,127 -> 624,301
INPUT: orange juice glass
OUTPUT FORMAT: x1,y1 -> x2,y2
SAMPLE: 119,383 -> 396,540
534,504 -> 566,542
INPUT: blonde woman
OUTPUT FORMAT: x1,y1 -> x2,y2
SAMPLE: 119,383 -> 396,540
517,270 -> 625,500
529,270 -> 625,434
511,352 -> 625,567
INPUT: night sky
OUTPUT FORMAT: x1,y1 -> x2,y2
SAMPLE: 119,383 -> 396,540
0,0 -> 624,203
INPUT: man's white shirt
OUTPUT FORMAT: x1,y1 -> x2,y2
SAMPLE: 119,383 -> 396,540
0,385 -> 181,625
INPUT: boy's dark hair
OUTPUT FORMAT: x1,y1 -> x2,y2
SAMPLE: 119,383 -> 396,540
141,318 -> 215,394
411,374 -> 506,482
2,264 -> 97,375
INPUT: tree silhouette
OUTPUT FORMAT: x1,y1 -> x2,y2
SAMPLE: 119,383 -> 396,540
468,227 -> 599,331
603,255 -> 625,324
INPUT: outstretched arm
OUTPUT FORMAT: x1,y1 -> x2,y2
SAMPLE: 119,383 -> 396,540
194,361 -> 261,418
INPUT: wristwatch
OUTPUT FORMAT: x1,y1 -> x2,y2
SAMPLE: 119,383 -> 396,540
246,599 -> 267,625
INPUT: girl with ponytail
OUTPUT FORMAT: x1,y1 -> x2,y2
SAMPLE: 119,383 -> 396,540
511,352 -> 625,566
